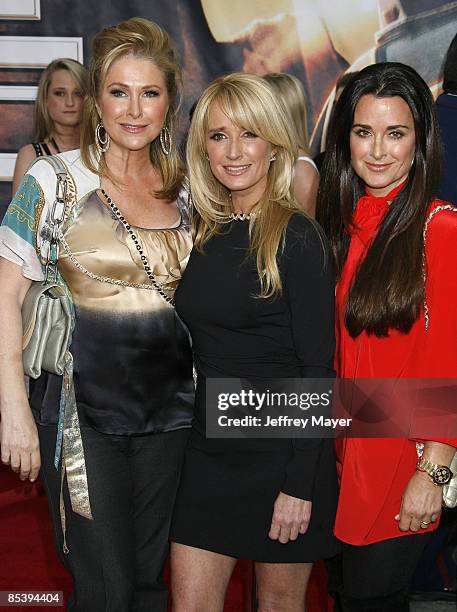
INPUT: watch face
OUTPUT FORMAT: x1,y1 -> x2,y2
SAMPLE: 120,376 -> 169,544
434,466 -> 452,485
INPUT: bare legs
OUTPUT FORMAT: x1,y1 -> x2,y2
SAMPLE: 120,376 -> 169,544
256,562 -> 312,612
171,543 -> 313,612
171,544 -> 236,612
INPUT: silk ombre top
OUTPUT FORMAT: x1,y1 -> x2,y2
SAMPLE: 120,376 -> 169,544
0,150 -> 194,435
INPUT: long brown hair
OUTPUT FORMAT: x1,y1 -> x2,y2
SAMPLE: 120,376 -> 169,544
317,62 -> 441,337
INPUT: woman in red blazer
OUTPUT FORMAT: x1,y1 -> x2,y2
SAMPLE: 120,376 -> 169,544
318,62 -> 457,611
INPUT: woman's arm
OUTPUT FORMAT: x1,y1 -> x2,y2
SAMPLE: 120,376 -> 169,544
0,257 -> 39,481
269,492 -> 312,543
398,207 -> 457,530
396,441 -> 455,531
12,145 -> 36,197
293,160 -> 319,218
0,167 -> 55,481
282,215 -> 335,499
269,215 -> 335,543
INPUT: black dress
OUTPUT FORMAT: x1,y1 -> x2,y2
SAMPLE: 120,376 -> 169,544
171,213 -> 339,562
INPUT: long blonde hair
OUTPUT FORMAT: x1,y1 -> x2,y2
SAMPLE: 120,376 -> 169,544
80,17 -> 184,201
264,73 -> 310,153
188,72 -> 304,298
34,58 -> 88,142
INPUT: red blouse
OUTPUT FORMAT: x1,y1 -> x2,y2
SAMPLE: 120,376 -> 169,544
334,184 -> 457,545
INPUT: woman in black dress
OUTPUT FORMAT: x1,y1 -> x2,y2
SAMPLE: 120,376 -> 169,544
171,73 -> 338,611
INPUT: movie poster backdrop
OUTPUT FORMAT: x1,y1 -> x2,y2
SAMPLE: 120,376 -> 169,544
1,0 -> 456,215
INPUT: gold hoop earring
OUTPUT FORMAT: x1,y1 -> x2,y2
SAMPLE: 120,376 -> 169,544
160,125 -> 172,156
96,122 -> 110,153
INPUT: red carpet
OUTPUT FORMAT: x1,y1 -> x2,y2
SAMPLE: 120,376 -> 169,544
0,464 -> 332,611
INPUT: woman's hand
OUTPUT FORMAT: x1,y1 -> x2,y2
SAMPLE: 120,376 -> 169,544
0,258 -> 39,482
0,405 -> 41,481
395,471 -> 442,531
268,491 -> 312,543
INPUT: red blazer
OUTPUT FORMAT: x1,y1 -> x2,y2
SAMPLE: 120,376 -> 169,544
335,188 -> 457,545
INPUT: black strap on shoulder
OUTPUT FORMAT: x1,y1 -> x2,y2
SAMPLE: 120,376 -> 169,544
32,142 -> 43,157
32,142 -> 52,157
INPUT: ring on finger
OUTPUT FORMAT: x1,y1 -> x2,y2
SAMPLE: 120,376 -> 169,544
420,520 -> 431,527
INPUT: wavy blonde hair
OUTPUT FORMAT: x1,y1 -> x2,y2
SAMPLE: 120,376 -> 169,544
263,73 -> 310,153
34,58 -> 88,142
188,72 -> 304,298
80,17 -> 183,201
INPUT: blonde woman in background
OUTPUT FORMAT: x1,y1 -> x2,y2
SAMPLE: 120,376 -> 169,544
12,58 -> 88,194
264,72 -> 319,217
171,73 -> 338,612
0,18 -> 193,610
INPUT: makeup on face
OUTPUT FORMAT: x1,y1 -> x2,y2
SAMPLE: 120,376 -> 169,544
350,94 -> 416,197
97,54 -> 169,154
47,69 -> 84,127
205,102 -> 275,211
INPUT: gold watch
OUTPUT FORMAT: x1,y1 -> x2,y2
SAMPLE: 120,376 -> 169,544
417,456 -> 453,486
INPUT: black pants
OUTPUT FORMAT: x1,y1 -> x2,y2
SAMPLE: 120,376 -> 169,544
327,533 -> 431,612
38,423 -> 189,612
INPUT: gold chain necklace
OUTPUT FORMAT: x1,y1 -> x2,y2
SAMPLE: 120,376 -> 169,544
100,188 -> 175,305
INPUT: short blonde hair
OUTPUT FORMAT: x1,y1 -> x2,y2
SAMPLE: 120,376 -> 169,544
80,17 -> 183,201
34,58 -> 88,142
264,73 -> 310,153
188,72 -> 303,298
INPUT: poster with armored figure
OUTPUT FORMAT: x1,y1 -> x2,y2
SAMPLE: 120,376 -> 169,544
1,0 -> 456,213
